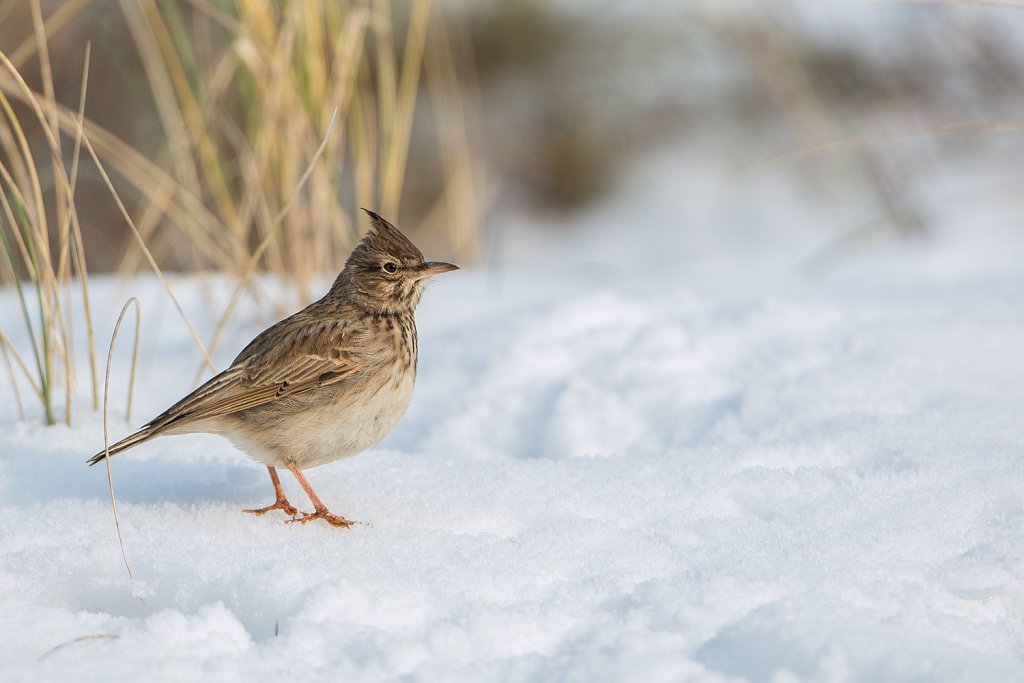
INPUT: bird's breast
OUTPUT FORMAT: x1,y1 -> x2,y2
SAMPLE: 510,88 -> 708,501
301,355 -> 416,464
222,312 -> 420,469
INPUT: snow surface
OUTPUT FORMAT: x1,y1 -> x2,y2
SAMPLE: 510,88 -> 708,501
2,217 -> 1023,682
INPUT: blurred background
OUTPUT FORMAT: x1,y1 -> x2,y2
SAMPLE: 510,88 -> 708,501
2,0 -> 1023,283
2,0 -> 1023,426
463,0 -> 1024,276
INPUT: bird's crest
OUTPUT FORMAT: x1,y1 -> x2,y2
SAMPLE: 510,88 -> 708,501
352,209 -> 424,264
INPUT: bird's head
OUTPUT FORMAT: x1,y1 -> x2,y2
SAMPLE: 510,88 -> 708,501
332,209 -> 458,313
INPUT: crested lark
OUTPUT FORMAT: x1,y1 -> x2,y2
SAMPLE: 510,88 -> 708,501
88,210 -> 457,528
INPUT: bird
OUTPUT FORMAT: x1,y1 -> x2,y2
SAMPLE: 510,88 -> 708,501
88,209 -> 458,528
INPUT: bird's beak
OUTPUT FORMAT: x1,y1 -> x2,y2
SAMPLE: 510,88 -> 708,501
415,261 -> 459,281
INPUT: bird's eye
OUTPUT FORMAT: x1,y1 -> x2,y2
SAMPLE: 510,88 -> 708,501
382,262 -> 398,274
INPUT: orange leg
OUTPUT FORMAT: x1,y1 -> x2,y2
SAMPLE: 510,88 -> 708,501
284,463 -> 355,528
243,466 -> 299,517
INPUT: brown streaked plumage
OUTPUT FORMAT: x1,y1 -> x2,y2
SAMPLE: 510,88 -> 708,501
88,210 -> 458,528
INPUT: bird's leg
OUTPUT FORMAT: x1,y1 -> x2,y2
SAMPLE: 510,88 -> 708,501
284,463 -> 355,528
243,466 -> 300,517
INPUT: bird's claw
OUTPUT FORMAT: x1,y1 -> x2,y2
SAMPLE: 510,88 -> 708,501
285,510 -> 356,528
243,500 -> 299,517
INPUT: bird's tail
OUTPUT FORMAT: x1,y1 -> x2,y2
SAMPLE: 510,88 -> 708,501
86,427 -> 158,466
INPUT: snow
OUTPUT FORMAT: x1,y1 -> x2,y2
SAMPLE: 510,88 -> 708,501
3,130 -> 1024,680
2,219 -> 1023,681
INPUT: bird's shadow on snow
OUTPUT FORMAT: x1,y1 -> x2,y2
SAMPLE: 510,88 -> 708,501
3,433 -> 266,507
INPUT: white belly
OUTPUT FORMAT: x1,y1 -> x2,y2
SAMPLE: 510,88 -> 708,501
217,368 -> 416,469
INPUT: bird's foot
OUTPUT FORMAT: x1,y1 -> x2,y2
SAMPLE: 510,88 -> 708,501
243,500 -> 299,517
286,509 -> 356,528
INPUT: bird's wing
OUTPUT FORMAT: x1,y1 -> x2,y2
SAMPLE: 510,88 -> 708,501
146,315 -> 365,432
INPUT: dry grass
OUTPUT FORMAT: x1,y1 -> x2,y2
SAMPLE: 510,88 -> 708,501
99,296 -> 142,581
0,1 -> 96,425
0,0 -> 481,425
112,0 -> 478,313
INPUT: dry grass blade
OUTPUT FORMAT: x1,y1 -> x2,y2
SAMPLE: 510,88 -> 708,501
8,0 -> 91,69
0,331 -> 27,419
68,43 -> 98,410
36,634 -> 119,662
0,328 -> 43,402
100,297 -> 142,582
123,297 -> 140,423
